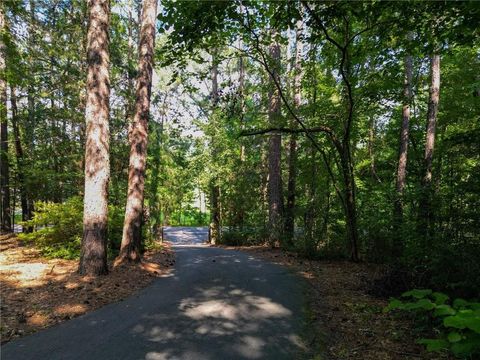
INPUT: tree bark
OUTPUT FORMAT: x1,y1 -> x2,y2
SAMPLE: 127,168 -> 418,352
26,0 -> 36,153
10,86 -> 32,230
119,0 -> 157,262
0,5 -> 11,232
78,0 -> 111,275
267,33 -> 284,246
419,53 -> 440,245
284,16 -> 303,245
232,46 -> 246,230
209,53 -> 221,244
393,50 -> 413,255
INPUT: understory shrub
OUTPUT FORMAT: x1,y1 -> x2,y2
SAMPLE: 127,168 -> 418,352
19,197 -> 125,260
386,289 -> 480,358
220,227 -> 268,246
19,197 -> 83,259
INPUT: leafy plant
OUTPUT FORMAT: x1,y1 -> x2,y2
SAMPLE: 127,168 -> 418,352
386,289 -> 480,357
19,197 -> 125,260
19,197 -> 84,259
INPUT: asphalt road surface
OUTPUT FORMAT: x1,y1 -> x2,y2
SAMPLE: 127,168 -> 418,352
2,227 -> 307,360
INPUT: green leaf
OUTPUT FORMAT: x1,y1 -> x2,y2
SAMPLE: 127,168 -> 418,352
447,331 -> 462,343
434,304 -> 456,317
385,299 -> 403,312
450,334 -> 480,356
444,310 -> 480,333
402,289 -> 432,299
417,338 -> 449,352
404,299 -> 435,311
453,298 -> 469,309
432,292 -> 449,305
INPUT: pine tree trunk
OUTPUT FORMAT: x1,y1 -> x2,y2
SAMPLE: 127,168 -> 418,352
419,53 -> 440,246
119,0 -> 157,262
393,51 -> 413,255
10,86 -> 32,231
0,5 -> 11,233
78,0 -> 111,275
284,17 -> 303,245
267,34 -> 284,246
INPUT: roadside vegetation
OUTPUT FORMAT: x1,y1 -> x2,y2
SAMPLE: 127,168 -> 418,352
0,1 -> 478,357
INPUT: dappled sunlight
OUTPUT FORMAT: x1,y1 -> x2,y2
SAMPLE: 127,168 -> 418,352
163,226 -> 209,245
54,304 -> 88,316
0,234 -> 175,344
180,293 -> 292,321
233,335 -> 267,359
119,246 -> 307,359
1,262 -> 50,287
27,313 -> 49,327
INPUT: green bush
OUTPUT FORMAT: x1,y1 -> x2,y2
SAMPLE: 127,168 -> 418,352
220,228 -> 267,246
19,197 -> 83,259
19,197 -> 125,260
386,289 -> 480,358
107,204 -> 125,257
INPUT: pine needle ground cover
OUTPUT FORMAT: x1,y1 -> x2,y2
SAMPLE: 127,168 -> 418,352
0,234 -> 174,344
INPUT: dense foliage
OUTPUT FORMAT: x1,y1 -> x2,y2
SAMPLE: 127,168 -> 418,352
0,1 -> 479,352
387,289 -> 480,357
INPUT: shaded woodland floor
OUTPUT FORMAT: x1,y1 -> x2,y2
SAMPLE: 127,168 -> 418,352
222,246 -> 452,360
0,234 -> 174,344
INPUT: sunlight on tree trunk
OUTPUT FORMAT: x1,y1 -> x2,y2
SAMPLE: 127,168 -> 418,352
119,0 -> 157,262
78,0 -> 110,275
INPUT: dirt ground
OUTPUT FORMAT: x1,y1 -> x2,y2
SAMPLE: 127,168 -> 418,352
223,245 -> 450,360
0,233 -> 174,344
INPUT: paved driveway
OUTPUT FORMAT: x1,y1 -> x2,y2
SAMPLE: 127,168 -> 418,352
2,227 -> 307,359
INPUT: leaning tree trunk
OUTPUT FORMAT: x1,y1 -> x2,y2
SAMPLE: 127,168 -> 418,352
0,5 -> 11,233
78,0 -> 111,275
393,50 -> 413,256
119,0 -> 157,262
419,53 -> 440,246
267,34 -> 284,246
10,86 -> 32,230
284,16 -> 303,245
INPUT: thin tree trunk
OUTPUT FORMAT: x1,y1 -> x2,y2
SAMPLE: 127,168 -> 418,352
285,16 -> 303,245
10,86 -> 31,231
419,53 -> 440,246
26,0 -> 36,154
209,53 -> 221,244
125,0 -> 135,124
267,33 -> 284,247
233,47 -> 246,230
78,0 -> 111,275
119,0 -> 157,262
239,52 -> 246,162
393,50 -> 413,255
368,117 -> 381,182
0,5 -> 11,232
339,23 -> 359,262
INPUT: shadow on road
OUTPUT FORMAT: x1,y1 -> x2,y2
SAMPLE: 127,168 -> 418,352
3,236 -> 307,360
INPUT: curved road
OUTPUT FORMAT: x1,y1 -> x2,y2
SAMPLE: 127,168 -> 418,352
2,227 -> 307,360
